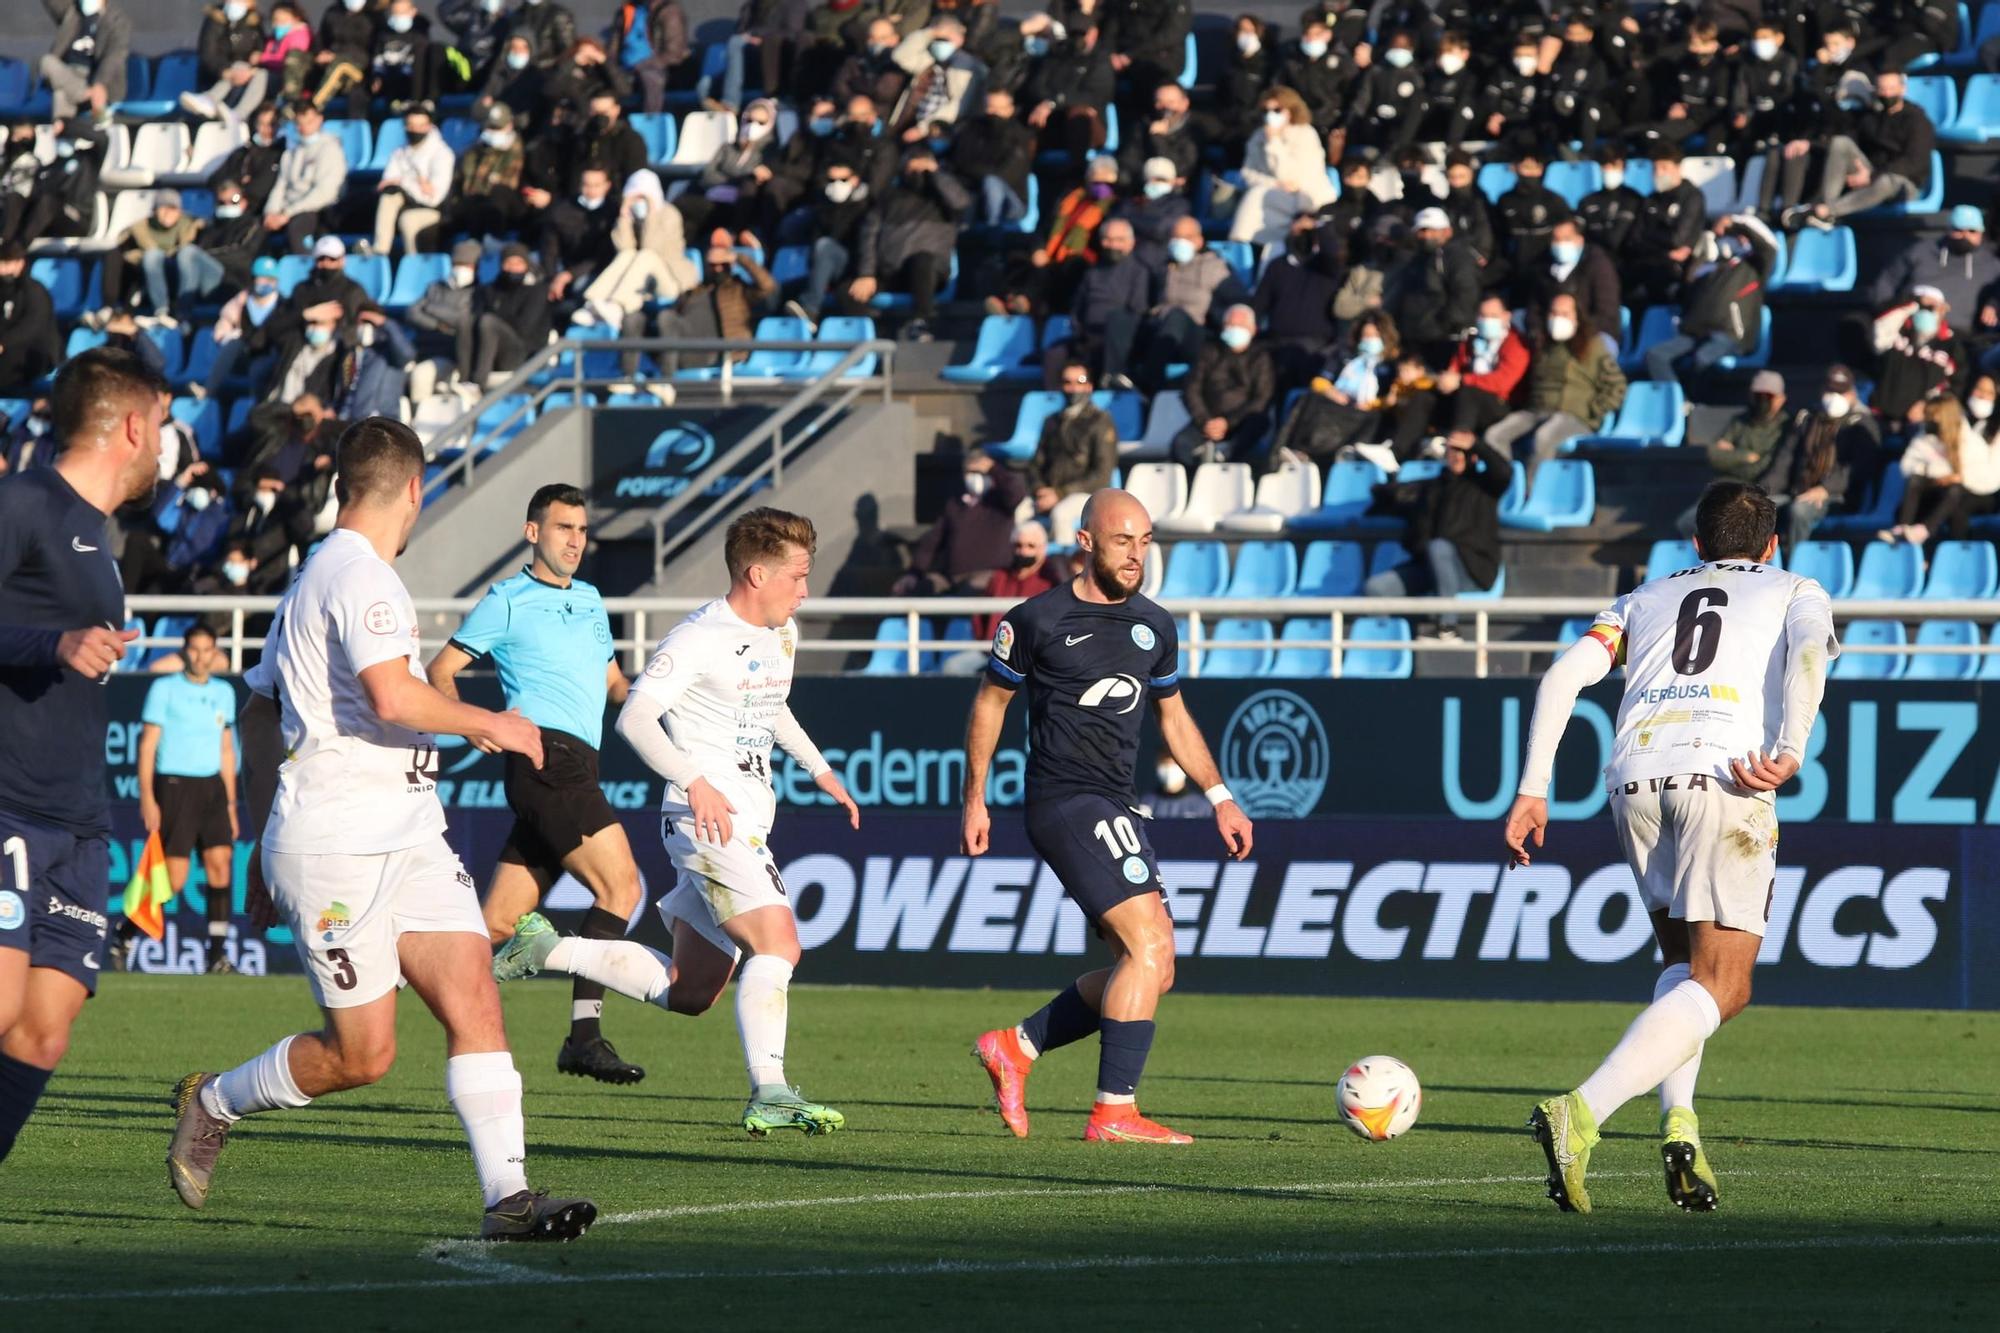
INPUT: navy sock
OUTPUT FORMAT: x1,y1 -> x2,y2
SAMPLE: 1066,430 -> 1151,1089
0,1050 -> 54,1164
1096,1019 -> 1157,1098
570,906 -> 626,1042
1020,982 -> 1100,1055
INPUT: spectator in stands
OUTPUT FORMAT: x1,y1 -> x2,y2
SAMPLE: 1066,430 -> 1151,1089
40,0 -> 130,127
1099,0 -> 1190,135
1576,144 -> 1642,260
890,17 -> 988,144
1435,151 -> 1495,264
264,101 -> 349,254
201,255 -> 285,399
1544,13 -> 1614,151
286,235 -> 379,326
1622,145 -> 1706,309
368,0 -> 434,106
1267,311 -> 1398,464
1021,18 -> 1114,165
1127,216 -> 1243,391
610,0 -> 690,115
1050,212 -> 1146,377
833,18 -> 910,113
635,227 -> 778,377
674,97 -> 781,240
162,468 -> 231,587
2,124 -> 101,251
367,102 -> 456,257
1873,285 -> 1962,426
1485,293 -> 1627,476
1428,295 -> 1532,446
1112,156 -> 1191,277
478,34 -> 549,127
1419,35 -> 1478,152
1632,18 -> 1733,151
539,164 -> 621,311
1478,33 -> 1546,155
1,127 -> 36,229
1757,365 -> 1879,551
762,95 -> 837,224
1026,359 -> 1118,515
1530,215 -> 1621,345
542,35 -> 630,117
1383,207 -> 1480,369
227,462 -> 313,588
1229,86 -> 1333,247
952,521 -> 1059,671
1172,304 -> 1274,467
893,451 -> 1026,596
464,242 -> 556,386
0,399 -> 55,476
1216,16 -> 1274,152
436,0 -> 513,101
1344,29 -> 1427,159
307,0 -> 377,116
94,190 -> 202,325
1120,81 -> 1210,192
1872,205 -> 2000,327
196,1 -> 266,89
1786,68 -> 1936,229
1493,147 -> 1571,280
832,92 -> 897,193
572,170 -> 698,331
576,90 -> 649,193
952,88 -> 1037,229
331,310 -> 413,421
793,156 -> 872,322
1890,377 -> 2000,542
202,538 -> 278,596
707,0 -> 809,117
1250,226 -> 1342,393
1880,0 -> 1963,74
1278,17 -> 1356,143
440,102 -> 527,238
251,298 -> 345,416
846,148 -> 969,341
1362,433 -> 1513,634
1674,370 -> 1792,536
186,1 -> 302,125
513,0 -> 578,69
0,244 -> 61,392
1646,213 -> 1780,389
991,152 -> 1117,317
407,238 -> 481,397
208,102 -> 286,213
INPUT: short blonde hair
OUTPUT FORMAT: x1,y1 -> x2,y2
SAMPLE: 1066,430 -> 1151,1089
725,507 -> 817,579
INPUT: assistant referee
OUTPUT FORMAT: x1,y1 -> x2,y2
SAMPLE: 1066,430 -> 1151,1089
136,624 -> 239,973
428,483 -> 646,1085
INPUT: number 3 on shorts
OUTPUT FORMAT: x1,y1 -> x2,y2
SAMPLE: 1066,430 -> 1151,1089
324,947 -> 357,991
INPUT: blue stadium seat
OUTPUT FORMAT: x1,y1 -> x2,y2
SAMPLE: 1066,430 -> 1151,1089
1017,172 -> 1041,233
860,617 -> 929,675
1574,380 -> 1686,449
1397,459 -> 1444,483
942,315 -> 1039,383
1476,162 -> 1517,204
0,59 -> 31,116
1297,540 -> 1365,596
30,257 -> 87,319
1814,467 -> 1906,537
1647,539 -> 1699,580
769,244 -> 810,288
171,396 -> 221,456
1559,618 -> 1598,643
1865,151 -> 1946,216
386,252 -> 451,310
321,120 -> 373,171
1543,160 -> 1601,209
775,314 -> 879,379
984,390 -> 1064,462
1042,314 -> 1074,350
117,51 -> 198,118
1224,541 -> 1298,597
1179,31 -> 1197,88
142,324 -> 185,380
1619,305 -> 1679,375
1368,542 -> 1411,581
145,615 -> 197,667
1288,459 -> 1392,531
1789,540 -> 1855,597
869,250 -> 957,310
1716,306 -> 1773,371
630,111 -> 678,163
1979,622 -> 2000,680
1949,3 -> 1996,68
1496,461 -> 1528,521
439,116 -> 480,155
1159,541 -> 1230,597
1942,71 -> 2000,141
1850,542 -> 1924,599
1097,388 -> 1144,441
113,616 -> 148,673
1830,619 -> 1906,679
366,119 -> 408,172
1457,567 -> 1507,601
1905,74 -> 1959,128
1501,459 -> 1595,531
1923,539 -> 1999,598
1209,240 -> 1257,289
65,326 -> 107,359
275,254 -> 313,297
435,395 -> 537,461
225,396 -> 252,437
733,315 -> 812,377
1776,226 -> 1859,291
1345,616 -> 1414,679
1200,618 -> 1276,677
1270,618 -> 1333,677
0,398 -> 30,429
1921,2 -> 1975,67
344,255 -> 393,304
1905,619 -> 1980,679
1101,103 -> 1120,155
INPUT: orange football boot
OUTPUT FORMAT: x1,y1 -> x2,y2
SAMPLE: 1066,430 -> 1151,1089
973,1028 -> 1034,1138
1083,1103 -> 1193,1144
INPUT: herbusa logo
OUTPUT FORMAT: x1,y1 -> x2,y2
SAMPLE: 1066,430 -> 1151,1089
1220,689 -> 1330,818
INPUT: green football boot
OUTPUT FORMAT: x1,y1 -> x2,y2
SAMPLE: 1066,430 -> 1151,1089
742,1085 -> 845,1137
492,912 -> 558,981
1527,1092 -> 1601,1214
1661,1106 -> 1719,1212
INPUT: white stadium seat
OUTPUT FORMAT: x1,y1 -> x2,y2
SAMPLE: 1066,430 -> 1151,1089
1123,390 -> 1190,461
1219,458 -> 1322,534
1126,461 -> 1189,526
1154,462 -> 1253,535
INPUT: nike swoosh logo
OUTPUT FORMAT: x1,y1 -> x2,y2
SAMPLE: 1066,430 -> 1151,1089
1065,634 -> 1093,646
72,536 -> 99,553
83,955 -> 100,970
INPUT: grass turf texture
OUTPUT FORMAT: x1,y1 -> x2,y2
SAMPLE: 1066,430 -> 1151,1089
3,978 -> 1995,1330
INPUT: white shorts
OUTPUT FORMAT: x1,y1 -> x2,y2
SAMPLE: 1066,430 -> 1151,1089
653,810 -> 788,964
1610,775 -> 1778,937
265,838 -> 488,1008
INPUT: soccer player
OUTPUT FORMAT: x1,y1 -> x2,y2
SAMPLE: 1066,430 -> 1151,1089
1504,480 -> 1839,1214
137,624 -> 240,974
964,488 -> 1254,1145
428,484 -> 651,1085
492,508 -> 862,1137
167,418 -> 596,1241
0,348 -> 164,1166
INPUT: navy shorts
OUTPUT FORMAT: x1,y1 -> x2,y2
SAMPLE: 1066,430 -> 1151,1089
1025,795 -> 1165,925
0,809 -> 111,995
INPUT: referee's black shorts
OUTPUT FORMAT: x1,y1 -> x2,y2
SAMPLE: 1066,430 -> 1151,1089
153,773 -> 232,858
499,728 -> 619,873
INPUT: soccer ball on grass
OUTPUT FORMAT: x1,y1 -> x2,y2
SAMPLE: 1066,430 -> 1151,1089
1335,1055 -> 1421,1141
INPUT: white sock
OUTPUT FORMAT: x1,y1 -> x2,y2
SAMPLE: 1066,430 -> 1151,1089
1013,1025 -> 1040,1060
572,998 -> 604,1024
446,1051 -> 529,1209
544,937 -> 673,1010
1577,979 -> 1723,1128
735,955 -> 793,1091
1654,964 -> 1704,1114
1094,1092 -> 1136,1106
203,1034 -> 312,1124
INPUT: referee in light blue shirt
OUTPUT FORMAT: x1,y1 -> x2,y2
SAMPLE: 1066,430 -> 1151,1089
428,483 -> 647,1085
136,624 -> 240,973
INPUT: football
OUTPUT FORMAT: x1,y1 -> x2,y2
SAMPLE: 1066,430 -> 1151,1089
1336,1056 -> 1422,1141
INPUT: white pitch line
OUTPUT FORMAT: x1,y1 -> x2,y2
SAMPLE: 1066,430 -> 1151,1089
426,1238 -> 538,1278
600,1183 -> 1165,1225
1,1233 -> 1991,1306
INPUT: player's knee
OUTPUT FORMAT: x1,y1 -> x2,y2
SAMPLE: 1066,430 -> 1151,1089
592,877 -> 641,917
668,981 -> 723,1016
485,916 -> 515,945
10,1027 -> 69,1069
333,1040 -> 396,1088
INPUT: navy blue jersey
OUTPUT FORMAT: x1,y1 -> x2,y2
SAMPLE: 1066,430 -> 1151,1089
0,469 -> 126,836
986,582 -> 1180,805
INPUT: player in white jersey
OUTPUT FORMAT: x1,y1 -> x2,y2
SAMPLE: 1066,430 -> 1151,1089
492,508 -> 861,1135
166,419 -> 597,1242
1503,480 -> 1839,1215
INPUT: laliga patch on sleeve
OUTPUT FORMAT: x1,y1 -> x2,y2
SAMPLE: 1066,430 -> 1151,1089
364,602 -> 398,635
994,621 -> 1015,662
644,652 -> 675,679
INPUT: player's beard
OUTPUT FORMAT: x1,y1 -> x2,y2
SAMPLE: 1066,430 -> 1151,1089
1088,549 -> 1138,601
123,455 -> 159,506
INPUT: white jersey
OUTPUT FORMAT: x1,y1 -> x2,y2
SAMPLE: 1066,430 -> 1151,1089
263,529 -> 447,855
627,597 -> 799,828
1588,558 -> 1839,791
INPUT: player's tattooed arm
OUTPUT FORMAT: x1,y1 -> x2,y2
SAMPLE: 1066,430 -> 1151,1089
959,681 -> 1015,855
1154,692 -> 1253,859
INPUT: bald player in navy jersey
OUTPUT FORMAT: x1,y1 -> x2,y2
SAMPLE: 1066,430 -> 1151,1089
963,488 -> 1253,1145
0,347 -> 169,1165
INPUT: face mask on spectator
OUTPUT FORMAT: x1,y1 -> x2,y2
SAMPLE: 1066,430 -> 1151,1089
224,2 -> 248,20
1752,38 -> 1778,61
1822,392 -> 1851,417
1826,41 -> 1852,64
252,278 -> 278,298
1971,395 -> 1995,421
185,488 -> 212,512
1548,315 -> 1577,342
929,38 -> 957,63
356,324 -> 375,348
742,120 -> 771,142
1222,326 -> 1254,351
809,116 -> 835,137
1355,334 -> 1382,357
1263,109 -> 1287,129
1300,38 -> 1328,59
55,139 -> 75,159
1237,32 -> 1260,56
825,178 -> 857,203
1024,35 -> 1050,57
1913,308 -> 1941,339
1602,167 -> 1624,190
1063,385 -> 1091,406
216,201 -> 244,219
1088,181 -> 1115,200
1143,179 -> 1173,200
342,0 -> 365,11
1383,46 -> 1413,68
223,559 -> 251,586
272,22 -> 293,39
482,0 -> 503,10
1012,549 -> 1040,570
1477,315 -> 1507,343
449,264 -> 475,288
963,470 -> 989,498
578,192 -> 605,210
482,128 -> 515,149
629,197 -> 649,220
1550,238 -> 1582,266
868,41 -> 893,57
1167,237 -> 1195,264
253,490 -> 278,515
79,0 -> 102,13
304,325 -> 333,347
388,13 -> 414,33
1438,52 -> 1466,75
506,50 -> 530,71
1514,55 -> 1538,76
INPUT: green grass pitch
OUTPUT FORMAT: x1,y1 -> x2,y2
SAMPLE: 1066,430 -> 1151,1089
3,977 -> 1996,1330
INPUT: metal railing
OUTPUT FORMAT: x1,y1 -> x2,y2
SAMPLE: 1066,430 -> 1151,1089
417,335 -> 897,506
118,595 -> 2000,679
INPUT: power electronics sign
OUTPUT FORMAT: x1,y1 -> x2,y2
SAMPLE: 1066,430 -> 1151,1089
756,813 -> 1991,1008
590,405 -> 781,509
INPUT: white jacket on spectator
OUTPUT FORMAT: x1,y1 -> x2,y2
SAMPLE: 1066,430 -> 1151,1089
1230,123 -> 1333,246
1904,424 -> 2000,496
382,133 -> 455,208
268,132 -> 348,219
